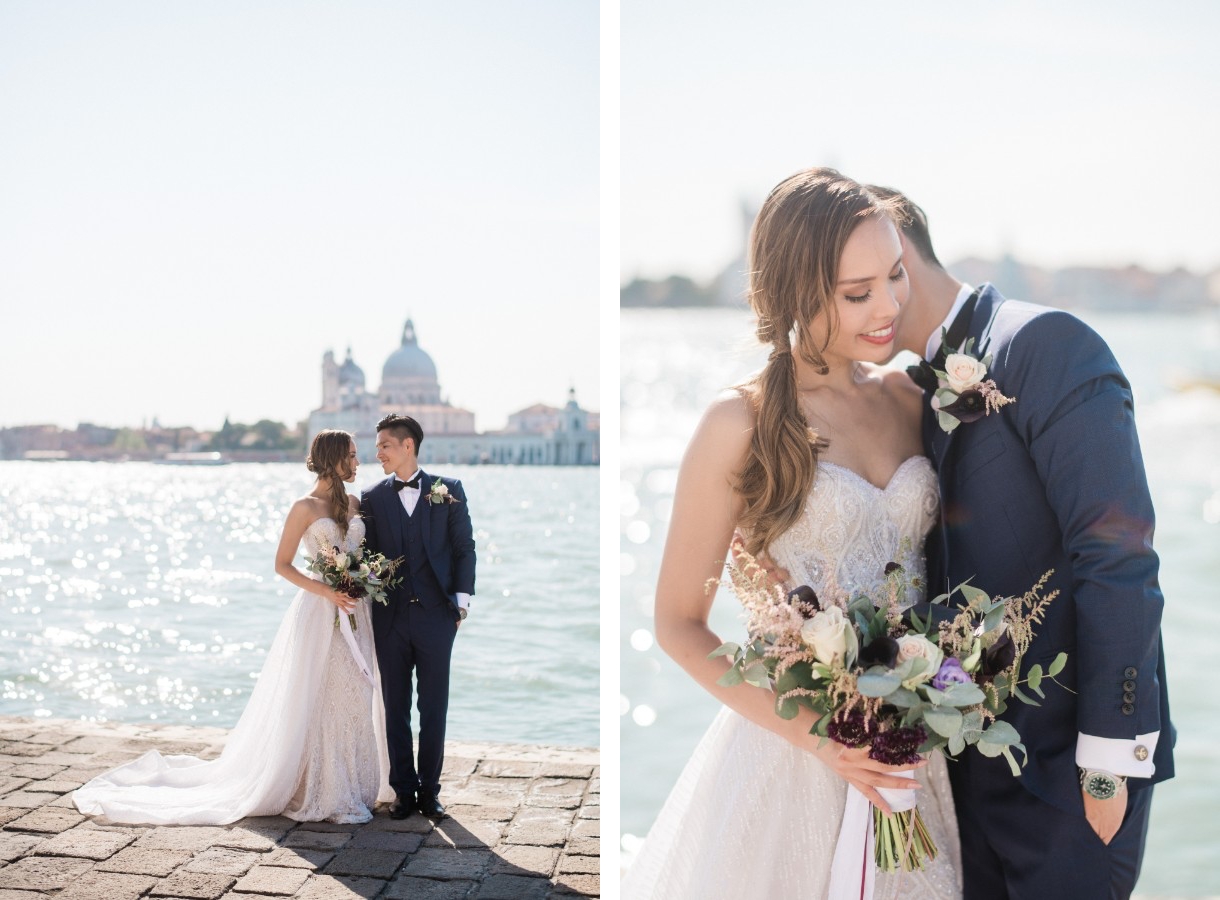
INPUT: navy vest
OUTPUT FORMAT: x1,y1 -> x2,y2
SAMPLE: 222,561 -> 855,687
397,494 -> 445,608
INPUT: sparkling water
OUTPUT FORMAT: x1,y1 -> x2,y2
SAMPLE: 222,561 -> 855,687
0,464 -> 597,748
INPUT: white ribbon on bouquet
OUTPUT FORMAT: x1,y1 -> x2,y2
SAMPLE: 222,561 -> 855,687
827,771 -> 918,900
336,608 -> 375,685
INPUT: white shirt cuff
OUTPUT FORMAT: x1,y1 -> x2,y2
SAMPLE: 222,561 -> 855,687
1076,731 -> 1159,779
456,592 -> 471,610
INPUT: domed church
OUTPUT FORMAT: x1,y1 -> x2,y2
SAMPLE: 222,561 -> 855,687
308,318 -> 597,466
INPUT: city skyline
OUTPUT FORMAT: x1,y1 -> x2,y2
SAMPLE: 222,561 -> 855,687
622,0 -> 1220,284
1,2 -> 598,432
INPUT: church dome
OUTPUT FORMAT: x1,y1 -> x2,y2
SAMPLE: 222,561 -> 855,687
382,319 -> 438,381
338,348 -> 365,387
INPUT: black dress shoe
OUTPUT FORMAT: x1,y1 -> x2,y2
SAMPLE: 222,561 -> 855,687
389,795 -> 414,819
416,794 -> 446,819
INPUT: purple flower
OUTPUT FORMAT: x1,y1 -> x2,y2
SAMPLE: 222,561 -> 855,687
868,725 -> 927,766
931,657 -> 972,691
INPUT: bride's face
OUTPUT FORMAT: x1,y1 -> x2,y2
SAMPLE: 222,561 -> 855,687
340,441 -> 359,483
805,215 -> 908,366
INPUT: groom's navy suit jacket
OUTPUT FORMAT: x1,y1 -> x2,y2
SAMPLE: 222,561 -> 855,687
360,471 -> 476,630
921,284 -> 1174,816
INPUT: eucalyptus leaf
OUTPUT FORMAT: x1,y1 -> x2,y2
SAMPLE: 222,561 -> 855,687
708,642 -> 740,660
1048,652 -> 1068,677
958,584 -> 989,605
1011,683 -> 1040,707
1026,664 -> 1043,692
1002,747 -> 1022,777
717,666 -> 744,687
980,719 -> 1021,746
948,734 -> 966,756
924,706 -> 964,738
974,739 -> 1004,758
857,671 -> 902,697
937,411 -> 961,433
887,687 -> 922,709
983,605 -> 1006,633
776,696 -> 799,720
743,661 -> 770,688
942,682 -> 987,707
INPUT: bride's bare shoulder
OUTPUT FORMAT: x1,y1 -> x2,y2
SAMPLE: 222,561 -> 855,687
685,388 -> 755,466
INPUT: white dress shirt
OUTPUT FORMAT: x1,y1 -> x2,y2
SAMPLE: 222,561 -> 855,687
396,469 -> 470,613
924,284 -> 1157,778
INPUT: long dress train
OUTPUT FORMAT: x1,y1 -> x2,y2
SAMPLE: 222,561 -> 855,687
73,516 -> 393,825
623,457 -> 963,899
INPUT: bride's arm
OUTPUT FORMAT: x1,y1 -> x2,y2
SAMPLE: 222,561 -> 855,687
273,500 -> 357,612
653,392 -> 921,812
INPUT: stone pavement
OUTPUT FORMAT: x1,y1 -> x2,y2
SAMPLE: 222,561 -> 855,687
0,717 -> 599,900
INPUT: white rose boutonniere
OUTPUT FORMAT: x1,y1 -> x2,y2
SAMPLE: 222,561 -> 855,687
427,482 -> 460,505
921,337 -> 1016,434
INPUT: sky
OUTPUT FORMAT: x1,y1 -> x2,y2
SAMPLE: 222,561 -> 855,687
0,1 -> 598,432
621,0 -> 1220,285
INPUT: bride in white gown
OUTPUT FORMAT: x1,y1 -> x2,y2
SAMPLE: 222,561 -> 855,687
74,430 -> 393,825
622,169 -> 962,899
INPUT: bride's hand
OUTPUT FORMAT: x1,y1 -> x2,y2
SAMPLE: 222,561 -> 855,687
809,739 -> 926,815
320,586 -> 357,614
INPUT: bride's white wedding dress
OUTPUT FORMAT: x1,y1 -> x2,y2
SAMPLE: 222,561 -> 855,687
623,457 -> 963,899
73,516 -> 393,825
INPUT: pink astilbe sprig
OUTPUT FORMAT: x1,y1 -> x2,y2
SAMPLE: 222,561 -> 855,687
977,380 -> 1016,416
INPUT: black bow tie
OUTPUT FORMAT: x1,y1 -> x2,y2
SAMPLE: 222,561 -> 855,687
393,475 -> 422,492
906,288 -> 981,392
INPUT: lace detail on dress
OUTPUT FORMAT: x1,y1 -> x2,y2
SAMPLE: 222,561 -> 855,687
767,456 -> 939,609
284,516 -> 382,824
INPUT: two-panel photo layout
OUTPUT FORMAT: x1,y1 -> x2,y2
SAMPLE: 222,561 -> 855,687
0,2 -> 1215,899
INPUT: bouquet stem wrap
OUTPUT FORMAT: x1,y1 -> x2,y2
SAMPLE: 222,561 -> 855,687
829,771 -> 927,900
335,606 -> 374,686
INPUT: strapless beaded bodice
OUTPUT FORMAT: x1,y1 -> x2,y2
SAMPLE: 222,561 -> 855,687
767,456 -> 939,609
303,516 -> 366,558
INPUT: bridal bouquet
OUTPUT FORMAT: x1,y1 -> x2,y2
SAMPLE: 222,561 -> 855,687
303,543 -> 404,631
710,548 -> 1065,876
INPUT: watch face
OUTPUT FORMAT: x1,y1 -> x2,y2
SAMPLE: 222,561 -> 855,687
1085,773 -> 1118,800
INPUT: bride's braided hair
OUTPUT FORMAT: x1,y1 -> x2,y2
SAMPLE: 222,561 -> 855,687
736,168 -> 891,556
306,430 -> 355,535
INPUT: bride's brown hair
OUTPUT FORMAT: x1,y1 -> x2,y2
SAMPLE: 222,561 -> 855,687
737,167 -> 891,556
306,430 -> 355,535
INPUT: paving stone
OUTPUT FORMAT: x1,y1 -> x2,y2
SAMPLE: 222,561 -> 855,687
0,743 -> 47,759
575,804 -> 598,821
56,871 -> 159,900
34,826 -> 136,859
21,731 -> 74,746
0,777 -> 31,795
182,847 -> 263,876
0,855 -> 95,890
473,874 -> 551,899
148,871 -> 236,899
423,819 -> 503,849
282,829 -> 353,850
0,807 -> 28,826
445,805 -> 516,823
297,875 -> 387,899
362,813 -> 433,834
0,791 -> 64,808
3,805 -> 86,833
347,830 -> 423,853
234,815 -> 295,831
440,757 -> 480,779
135,826 -> 231,851
31,779 -> 83,793
383,877 -> 477,899
0,890 -> 51,900
212,825 -> 282,852
401,847 -> 492,881
0,831 -> 43,862
323,847 -> 410,878
264,845 -> 336,869
569,820 -> 597,839
488,844 -> 559,876
502,814 -> 572,848
548,873 -> 598,897
231,865 -> 312,895
292,820 -> 363,833
555,855 -> 597,875
96,848 -> 193,876
563,836 -> 597,857
532,765 -> 593,780
476,761 -> 539,779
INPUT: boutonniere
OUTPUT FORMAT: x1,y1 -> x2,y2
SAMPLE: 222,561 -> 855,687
922,337 -> 1015,433
427,482 -> 460,505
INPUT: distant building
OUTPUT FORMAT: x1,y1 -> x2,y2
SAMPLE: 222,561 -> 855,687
307,319 -> 598,466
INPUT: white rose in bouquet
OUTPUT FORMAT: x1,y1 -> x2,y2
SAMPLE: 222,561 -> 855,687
896,634 -> 945,686
801,607 -> 850,665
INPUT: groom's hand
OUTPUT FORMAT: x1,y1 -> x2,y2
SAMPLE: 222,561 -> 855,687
1083,789 -> 1127,845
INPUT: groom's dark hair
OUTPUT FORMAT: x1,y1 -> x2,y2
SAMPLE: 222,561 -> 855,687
865,185 -> 943,270
377,413 -> 424,450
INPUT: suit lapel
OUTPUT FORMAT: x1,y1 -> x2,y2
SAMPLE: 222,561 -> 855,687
933,283 -> 1005,469
381,476 -> 405,554
416,470 -> 433,548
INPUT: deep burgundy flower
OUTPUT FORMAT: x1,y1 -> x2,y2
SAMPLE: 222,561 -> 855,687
787,585 -> 821,613
860,636 -> 900,668
826,710 -> 879,749
868,725 -> 927,766
980,631 -> 1016,681
940,389 -> 987,424
884,562 -> 904,576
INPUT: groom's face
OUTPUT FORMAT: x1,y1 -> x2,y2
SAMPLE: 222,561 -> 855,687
375,430 -> 417,477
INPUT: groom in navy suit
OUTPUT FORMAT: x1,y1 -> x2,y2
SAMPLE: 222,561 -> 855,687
878,187 -> 1174,899
361,413 -> 476,820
